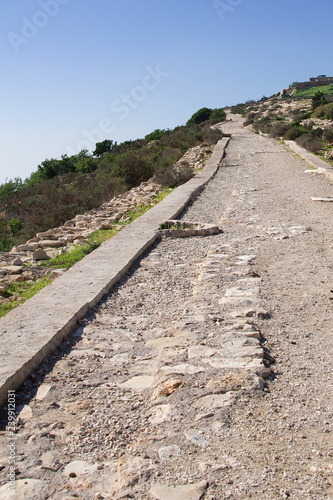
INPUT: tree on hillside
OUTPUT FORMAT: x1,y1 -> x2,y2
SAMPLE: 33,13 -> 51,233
312,91 -> 327,110
93,140 -> 113,156
187,107 -> 213,125
187,107 -> 226,125
210,108 -> 226,122
145,129 -> 166,141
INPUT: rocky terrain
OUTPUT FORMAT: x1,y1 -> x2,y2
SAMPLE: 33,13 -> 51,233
242,96 -> 333,162
0,144 -> 214,311
0,115 -> 332,499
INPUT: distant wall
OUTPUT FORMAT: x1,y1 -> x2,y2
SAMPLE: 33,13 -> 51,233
295,78 -> 333,90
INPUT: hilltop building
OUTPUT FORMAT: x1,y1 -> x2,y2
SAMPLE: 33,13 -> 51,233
280,75 -> 333,96
294,75 -> 333,90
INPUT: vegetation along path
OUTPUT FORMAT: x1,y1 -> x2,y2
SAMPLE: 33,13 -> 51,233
1,114 -> 333,499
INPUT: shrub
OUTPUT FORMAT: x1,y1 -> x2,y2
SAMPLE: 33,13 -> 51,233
323,127 -> 333,144
300,112 -> 312,120
253,117 -> 272,134
2,174 -> 126,246
0,220 -> 13,252
312,91 -> 328,110
312,102 -> 333,120
252,120 -> 261,132
145,129 -> 166,141
156,147 -> 182,170
201,125 -> 222,144
283,127 -> 303,140
230,103 -> 247,115
0,216 -> 23,252
296,134 -> 322,153
0,117 -> 223,249
153,162 -> 193,188
268,123 -> 291,138
247,112 -> 259,119
106,150 -> 155,189
187,107 -> 226,125
187,107 -> 213,125
312,127 -> 324,138
210,108 -> 226,122
93,140 -> 113,156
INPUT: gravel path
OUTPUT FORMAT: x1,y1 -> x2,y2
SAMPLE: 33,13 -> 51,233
0,115 -> 332,500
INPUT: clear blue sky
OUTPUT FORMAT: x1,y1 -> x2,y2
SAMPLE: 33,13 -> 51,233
0,0 -> 332,184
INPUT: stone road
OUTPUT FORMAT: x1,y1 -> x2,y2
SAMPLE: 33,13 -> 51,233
0,115 -> 333,499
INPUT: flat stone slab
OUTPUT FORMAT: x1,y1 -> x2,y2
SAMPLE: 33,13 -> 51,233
17,404 -> 33,421
158,445 -> 181,460
35,384 -> 52,400
64,460 -> 98,477
159,363 -> 205,376
188,345 -> 217,359
157,220 -> 221,238
150,480 -> 208,500
0,479 -> 45,500
311,197 -> 333,202
148,404 -> 178,424
0,138 -> 230,407
118,375 -> 155,391
194,393 -> 232,409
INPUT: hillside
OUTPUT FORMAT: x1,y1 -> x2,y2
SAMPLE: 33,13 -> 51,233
1,81 -> 333,256
0,108 -> 226,253
1,115 -> 333,499
230,84 -> 333,163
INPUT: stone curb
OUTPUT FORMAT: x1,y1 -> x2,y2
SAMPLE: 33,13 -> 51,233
285,140 -> 333,183
0,137 -> 230,407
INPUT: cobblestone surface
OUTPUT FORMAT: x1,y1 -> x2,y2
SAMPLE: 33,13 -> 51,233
0,115 -> 333,499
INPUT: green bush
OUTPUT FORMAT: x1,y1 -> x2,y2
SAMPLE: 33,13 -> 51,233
283,127 -> 303,140
210,108 -> 226,122
93,140 -> 113,156
230,103 -> 247,115
35,151 -> 98,180
0,217 -> 23,252
312,102 -> 333,120
312,91 -> 328,110
0,221 -> 13,252
101,150 -> 155,189
187,107 -> 226,125
145,129 -> 166,141
323,127 -> 333,144
296,134 -> 322,153
153,161 -> 194,188
246,112 -> 259,120
268,123 -> 291,138
187,107 -> 212,124
155,147 -> 182,169
0,118 -> 223,250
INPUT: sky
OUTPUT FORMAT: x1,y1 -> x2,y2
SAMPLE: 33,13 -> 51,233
0,0 -> 332,185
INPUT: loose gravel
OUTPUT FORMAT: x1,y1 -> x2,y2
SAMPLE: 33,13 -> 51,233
0,115 -> 332,500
